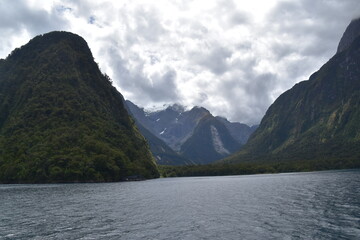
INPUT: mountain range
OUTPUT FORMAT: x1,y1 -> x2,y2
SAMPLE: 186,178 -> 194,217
126,101 -> 257,165
1,18 -> 359,182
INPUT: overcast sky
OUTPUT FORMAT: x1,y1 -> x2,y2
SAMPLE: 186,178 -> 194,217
1,0 -> 359,125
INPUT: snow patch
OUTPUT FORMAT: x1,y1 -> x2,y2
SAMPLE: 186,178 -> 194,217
160,128 -> 167,135
210,125 -> 230,155
144,104 -> 169,114
156,118 -> 160,122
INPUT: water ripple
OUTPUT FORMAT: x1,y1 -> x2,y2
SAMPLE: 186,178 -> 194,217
0,169 -> 359,239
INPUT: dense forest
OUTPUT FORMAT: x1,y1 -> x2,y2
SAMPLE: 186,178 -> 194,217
0,32 -> 159,183
159,157 -> 360,177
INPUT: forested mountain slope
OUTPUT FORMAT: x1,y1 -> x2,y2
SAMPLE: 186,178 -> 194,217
0,31 -> 159,183
226,19 -> 360,166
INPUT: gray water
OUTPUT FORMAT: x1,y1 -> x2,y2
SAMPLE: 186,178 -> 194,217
0,170 -> 359,240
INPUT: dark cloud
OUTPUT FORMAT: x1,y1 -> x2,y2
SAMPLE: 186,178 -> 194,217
104,45 -> 180,104
214,0 -> 252,27
214,70 -> 277,124
192,46 -> 233,75
267,0 -> 360,58
0,0 -> 69,59
198,92 -> 209,103
270,41 -> 296,61
145,70 -> 179,101
1,0 -> 360,125
229,12 -> 251,26
0,0 -> 68,34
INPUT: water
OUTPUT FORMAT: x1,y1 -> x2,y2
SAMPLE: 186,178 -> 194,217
0,170 -> 359,240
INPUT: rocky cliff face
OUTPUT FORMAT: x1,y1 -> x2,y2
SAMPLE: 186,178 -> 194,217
181,115 -> 242,164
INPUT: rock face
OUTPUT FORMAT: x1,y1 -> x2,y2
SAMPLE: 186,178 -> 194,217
216,117 -> 258,145
0,31 -> 159,183
125,101 -> 192,165
180,115 -> 242,164
227,19 -> 360,164
127,101 -> 209,151
126,100 -> 256,164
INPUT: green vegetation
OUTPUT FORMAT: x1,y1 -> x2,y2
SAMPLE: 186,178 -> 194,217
0,31 -> 159,183
159,158 -> 360,178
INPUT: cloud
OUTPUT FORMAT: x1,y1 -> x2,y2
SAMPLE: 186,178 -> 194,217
0,0 -> 69,58
192,46 -> 233,75
0,0 -> 67,33
103,42 -> 180,104
1,0 -> 360,125
267,0 -> 360,58
229,11 -> 251,26
132,7 -> 167,43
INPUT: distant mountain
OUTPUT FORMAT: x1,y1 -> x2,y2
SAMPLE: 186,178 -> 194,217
126,100 -> 256,164
0,31 -> 159,183
181,115 -> 242,164
133,123 -> 192,166
226,18 -> 360,167
125,101 -> 192,165
216,117 -> 258,145
127,101 -> 210,151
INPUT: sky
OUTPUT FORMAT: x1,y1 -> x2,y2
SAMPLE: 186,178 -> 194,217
0,0 -> 359,125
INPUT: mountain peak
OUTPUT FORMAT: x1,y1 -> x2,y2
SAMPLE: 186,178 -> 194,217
166,103 -> 186,113
337,18 -> 360,53
143,103 -> 186,115
29,31 -> 87,48
7,31 -> 92,64
189,106 -> 210,114
34,31 -> 85,42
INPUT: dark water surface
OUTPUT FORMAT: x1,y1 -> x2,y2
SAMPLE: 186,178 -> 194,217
1,170 -> 359,239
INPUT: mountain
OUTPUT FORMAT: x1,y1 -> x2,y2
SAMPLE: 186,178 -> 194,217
337,18 -> 360,53
148,105 -> 209,151
126,100 -> 256,164
216,117 -> 258,145
135,123 -> 193,165
0,31 -> 159,183
126,101 -> 210,151
125,101 -> 192,165
181,115 -> 242,164
226,18 -> 360,166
